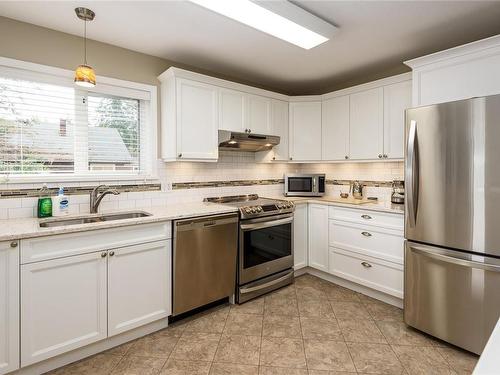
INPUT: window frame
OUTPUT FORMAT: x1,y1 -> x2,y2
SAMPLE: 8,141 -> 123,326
0,56 -> 158,184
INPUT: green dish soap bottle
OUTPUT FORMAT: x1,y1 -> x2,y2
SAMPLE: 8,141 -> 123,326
37,184 -> 53,218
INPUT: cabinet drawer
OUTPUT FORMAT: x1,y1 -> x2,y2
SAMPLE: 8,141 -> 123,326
329,206 -> 403,230
22,222 -> 171,264
329,220 -> 404,264
329,247 -> 403,298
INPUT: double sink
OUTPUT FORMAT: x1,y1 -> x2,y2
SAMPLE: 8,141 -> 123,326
39,211 -> 151,228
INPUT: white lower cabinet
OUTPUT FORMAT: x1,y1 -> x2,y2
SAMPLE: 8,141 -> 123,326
108,241 -> 171,336
21,252 -> 108,366
293,203 -> 308,270
308,204 -> 329,272
0,240 -> 19,375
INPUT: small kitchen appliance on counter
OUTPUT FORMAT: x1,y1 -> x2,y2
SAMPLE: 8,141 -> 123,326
205,194 -> 295,303
284,173 -> 325,197
350,180 -> 363,199
391,180 -> 405,204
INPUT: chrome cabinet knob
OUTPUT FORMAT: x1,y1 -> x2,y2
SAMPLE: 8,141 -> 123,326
361,261 -> 372,268
345,155 -> 349,159
101,252 -> 107,258
289,157 -> 293,160
178,153 -> 182,158
272,156 -> 276,160
361,214 -> 372,220
384,154 -> 388,158
10,241 -> 18,248
109,251 -> 115,256
361,231 -> 372,237
378,154 -> 382,158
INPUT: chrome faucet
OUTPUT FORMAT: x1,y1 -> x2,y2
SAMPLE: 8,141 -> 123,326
90,185 -> 120,213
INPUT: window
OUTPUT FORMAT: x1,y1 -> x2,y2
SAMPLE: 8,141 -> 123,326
0,58 -> 156,181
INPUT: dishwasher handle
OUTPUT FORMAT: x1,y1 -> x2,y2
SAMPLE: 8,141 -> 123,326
174,213 -> 238,232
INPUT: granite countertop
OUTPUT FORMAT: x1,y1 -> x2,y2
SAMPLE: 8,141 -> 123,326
0,202 -> 238,242
265,195 -> 405,215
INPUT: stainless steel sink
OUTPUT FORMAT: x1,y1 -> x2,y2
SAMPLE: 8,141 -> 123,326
39,211 -> 152,228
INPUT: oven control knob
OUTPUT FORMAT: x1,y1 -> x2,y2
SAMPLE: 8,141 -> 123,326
278,203 -> 283,209
251,207 -> 257,213
244,207 -> 252,214
256,206 -> 262,212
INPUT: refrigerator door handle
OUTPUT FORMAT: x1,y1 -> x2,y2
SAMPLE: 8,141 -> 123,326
406,120 -> 419,227
410,245 -> 500,272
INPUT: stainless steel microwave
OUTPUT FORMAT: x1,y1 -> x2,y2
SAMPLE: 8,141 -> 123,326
284,173 -> 326,197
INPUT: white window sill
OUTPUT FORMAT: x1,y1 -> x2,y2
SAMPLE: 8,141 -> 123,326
0,174 -> 160,185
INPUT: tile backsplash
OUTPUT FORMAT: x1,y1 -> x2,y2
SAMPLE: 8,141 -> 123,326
0,151 -> 403,219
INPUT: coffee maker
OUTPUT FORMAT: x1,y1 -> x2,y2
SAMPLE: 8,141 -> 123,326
391,180 -> 404,204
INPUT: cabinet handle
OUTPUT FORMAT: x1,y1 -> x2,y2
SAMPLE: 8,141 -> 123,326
272,156 -> 276,160
361,231 -> 372,237
109,251 -> 115,256
361,214 -> 372,220
361,261 -> 372,268
383,154 -> 388,158
101,252 -> 107,258
345,155 -> 349,160
248,129 -> 251,133
378,154 -> 382,158
10,241 -> 18,248
289,157 -> 293,160
178,153 -> 182,158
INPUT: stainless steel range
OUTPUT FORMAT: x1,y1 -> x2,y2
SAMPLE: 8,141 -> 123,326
204,194 -> 295,303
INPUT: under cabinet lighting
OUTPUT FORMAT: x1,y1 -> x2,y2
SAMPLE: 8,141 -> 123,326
190,0 -> 332,49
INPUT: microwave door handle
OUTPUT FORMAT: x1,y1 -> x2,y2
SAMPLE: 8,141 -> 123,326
312,178 -> 317,193
406,120 -> 419,227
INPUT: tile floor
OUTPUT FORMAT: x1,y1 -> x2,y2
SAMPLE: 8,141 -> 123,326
47,274 -> 479,375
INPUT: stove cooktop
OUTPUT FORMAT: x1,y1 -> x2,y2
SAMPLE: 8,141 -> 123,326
204,194 -> 294,219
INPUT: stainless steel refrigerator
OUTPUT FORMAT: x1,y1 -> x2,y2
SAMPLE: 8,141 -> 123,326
404,94 -> 500,355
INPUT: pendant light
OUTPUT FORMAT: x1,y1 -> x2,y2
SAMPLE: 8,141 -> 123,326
74,7 -> 96,87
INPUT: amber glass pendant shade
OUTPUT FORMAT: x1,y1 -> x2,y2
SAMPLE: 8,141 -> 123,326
74,64 -> 96,87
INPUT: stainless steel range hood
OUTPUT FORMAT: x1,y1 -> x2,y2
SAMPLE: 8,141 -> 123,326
218,130 -> 280,152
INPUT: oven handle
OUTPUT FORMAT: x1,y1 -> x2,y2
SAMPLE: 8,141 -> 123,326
240,271 -> 293,294
240,216 -> 293,231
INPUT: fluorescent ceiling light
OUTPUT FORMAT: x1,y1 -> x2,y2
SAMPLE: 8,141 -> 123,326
190,0 -> 335,49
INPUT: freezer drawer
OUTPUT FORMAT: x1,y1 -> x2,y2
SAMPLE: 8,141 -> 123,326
404,241 -> 500,354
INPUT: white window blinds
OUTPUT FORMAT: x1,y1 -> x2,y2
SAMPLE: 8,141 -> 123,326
0,62 -> 154,180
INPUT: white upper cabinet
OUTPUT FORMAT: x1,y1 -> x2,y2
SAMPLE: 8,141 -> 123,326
175,79 -> 219,160
289,101 -> 322,161
0,241 -> 19,375
322,95 -> 350,161
245,94 -> 272,134
219,88 -> 245,132
349,87 -> 384,160
383,80 -> 412,159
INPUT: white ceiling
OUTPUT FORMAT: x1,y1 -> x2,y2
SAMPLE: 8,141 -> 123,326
1,1 -> 500,94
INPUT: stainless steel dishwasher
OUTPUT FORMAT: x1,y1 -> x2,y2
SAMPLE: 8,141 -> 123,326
172,213 -> 238,316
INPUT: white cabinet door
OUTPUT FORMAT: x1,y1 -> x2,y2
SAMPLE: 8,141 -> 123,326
219,88 -> 245,132
308,204 -> 329,272
108,241 -> 171,337
322,95 -> 350,161
261,99 -> 289,162
176,78 -> 218,160
289,101 -> 322,161
349,88 -> 384,160
383,80 -> 412,159
0,241 -> 19,375
21,252 -> 107,366
245,94 -> 271,134
293,203 -> 308,270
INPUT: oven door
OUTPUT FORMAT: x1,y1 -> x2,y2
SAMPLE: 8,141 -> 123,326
239,214 -> 294,285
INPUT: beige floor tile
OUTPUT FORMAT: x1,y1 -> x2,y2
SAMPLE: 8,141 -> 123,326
105,341 -> 134,356
308,371 -> 356,375
347,342 -> 404,374
294,275 -> 327,289
300,317 -> 343,340
209,362 -> 259,375
224,312 -> 263,336
298,299 -> 335,319
171,332 -> 221,362
184,308 -> 230,334
330,301 -> 372,320
437,346 -> 479,372
231,298 -> 265,315
271,284 -> 298,299
322,284 -> 361,302
214,334 -> 261,365
160,359 -> 211,375
264,296 -> 299,316
391,345 -> 451,375
260,337 -> 307,369
259,367 -> 309,374
296,286 -> 327,301
376,321 -> 435,346
110,355 -> 166,375
364,301 -> 404,322
356,293 -> 382,305
47,353 -> 121,375
338,319 -> 387,344
127,332 -> 180,358
262,314 -> 302,338
304,339 -> 355,372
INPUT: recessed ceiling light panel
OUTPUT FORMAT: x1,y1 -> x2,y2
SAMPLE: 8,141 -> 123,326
189,0 -> 337,49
